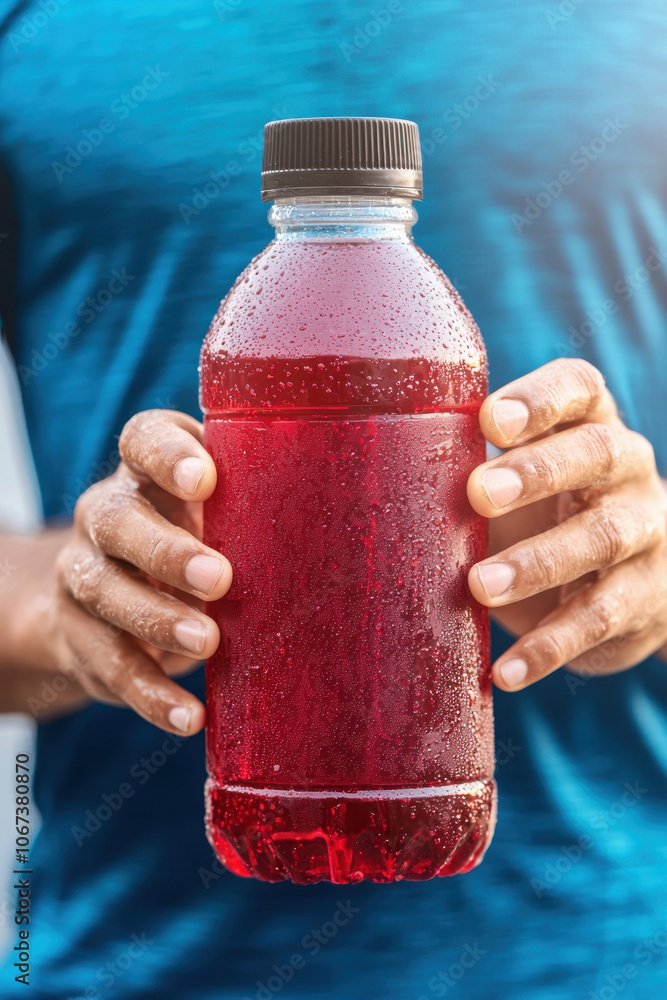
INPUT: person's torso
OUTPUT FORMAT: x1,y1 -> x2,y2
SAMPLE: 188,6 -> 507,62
1,2 -> 667,997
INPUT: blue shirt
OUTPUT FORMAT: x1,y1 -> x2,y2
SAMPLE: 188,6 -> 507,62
1,1 -> 667,997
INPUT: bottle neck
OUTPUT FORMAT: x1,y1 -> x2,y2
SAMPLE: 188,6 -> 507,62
268,195 -> 417,242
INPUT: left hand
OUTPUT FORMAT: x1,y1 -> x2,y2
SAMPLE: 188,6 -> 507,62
466,358 -> 667,691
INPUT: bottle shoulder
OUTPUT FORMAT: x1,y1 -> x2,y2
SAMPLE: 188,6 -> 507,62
204,239 -> 485,357
201,239 -> 487,412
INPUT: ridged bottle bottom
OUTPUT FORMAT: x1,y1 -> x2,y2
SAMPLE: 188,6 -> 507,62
205,778 -> 497,884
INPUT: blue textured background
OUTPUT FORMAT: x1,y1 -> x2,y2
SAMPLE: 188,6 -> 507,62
1,1 -> 667,997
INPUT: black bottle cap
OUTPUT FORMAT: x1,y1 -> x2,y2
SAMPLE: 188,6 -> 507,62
261,117 -> 423,202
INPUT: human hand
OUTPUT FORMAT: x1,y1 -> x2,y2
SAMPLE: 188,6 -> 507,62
34,411 -> 230,734
467,359 -> 667,691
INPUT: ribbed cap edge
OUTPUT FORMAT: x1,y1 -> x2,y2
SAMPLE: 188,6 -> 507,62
261,117 -> 423,201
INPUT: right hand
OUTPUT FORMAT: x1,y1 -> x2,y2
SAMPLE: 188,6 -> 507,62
38,410 -> 230,735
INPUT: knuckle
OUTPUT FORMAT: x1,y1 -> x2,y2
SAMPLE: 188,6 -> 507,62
142,531 -> 179,578
66,550 -> 113,610
131,591 -> 181,647
72,483 -> 98,531
118,412 -> 145,458
96,633 -> 149,695
531,629 -> 569,669
520,447 -> 562,495
653,504 -> 667,547
119,409 -> 164,460
539,379 -> 567,426
588,507 -> 629,565
530,539 -> 569,589
585,590 -> 625,643
627,429 -> 656,473
562,358 -> 606,401
74,480 -> 114,534
581,422 -> 621,480
539,359 -> 604,424
78,485 -> 133,553
100,648 -> 133,696
101,648 -> 162,721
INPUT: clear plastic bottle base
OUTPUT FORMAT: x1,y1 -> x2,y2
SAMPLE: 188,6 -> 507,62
205,778 -> 497,884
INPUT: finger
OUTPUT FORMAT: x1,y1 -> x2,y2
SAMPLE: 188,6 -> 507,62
76,672 -> 125,707
119,410 -> 216,501
568,617 -> 667,678
73,633 -> 206,736
492,554 -> 662,691
469,498 -> 665,607
467,422 -> 655,517
148,647 -> 205,678
77,483 -> 231,600
143,479 -> 204,540
480,358 -> 619,448
57,592 -> 205,732
100,639 -> 206,734
57,544 -> 220,659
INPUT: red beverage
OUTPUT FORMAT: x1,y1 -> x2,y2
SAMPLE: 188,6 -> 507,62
201,119 -> 495,884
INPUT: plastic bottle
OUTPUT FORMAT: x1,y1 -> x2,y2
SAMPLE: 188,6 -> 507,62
201,118 -> 495,883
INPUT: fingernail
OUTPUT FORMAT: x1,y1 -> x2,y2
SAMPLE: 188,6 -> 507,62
174,457 -> 205,495
477,562 -> 515,598
492,399 -> 529,440
185,554 -> 225,595
499,657 -> 528,688
168,705 -> 192,732
481,467 -> 523,508
174,620 -> 208,656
